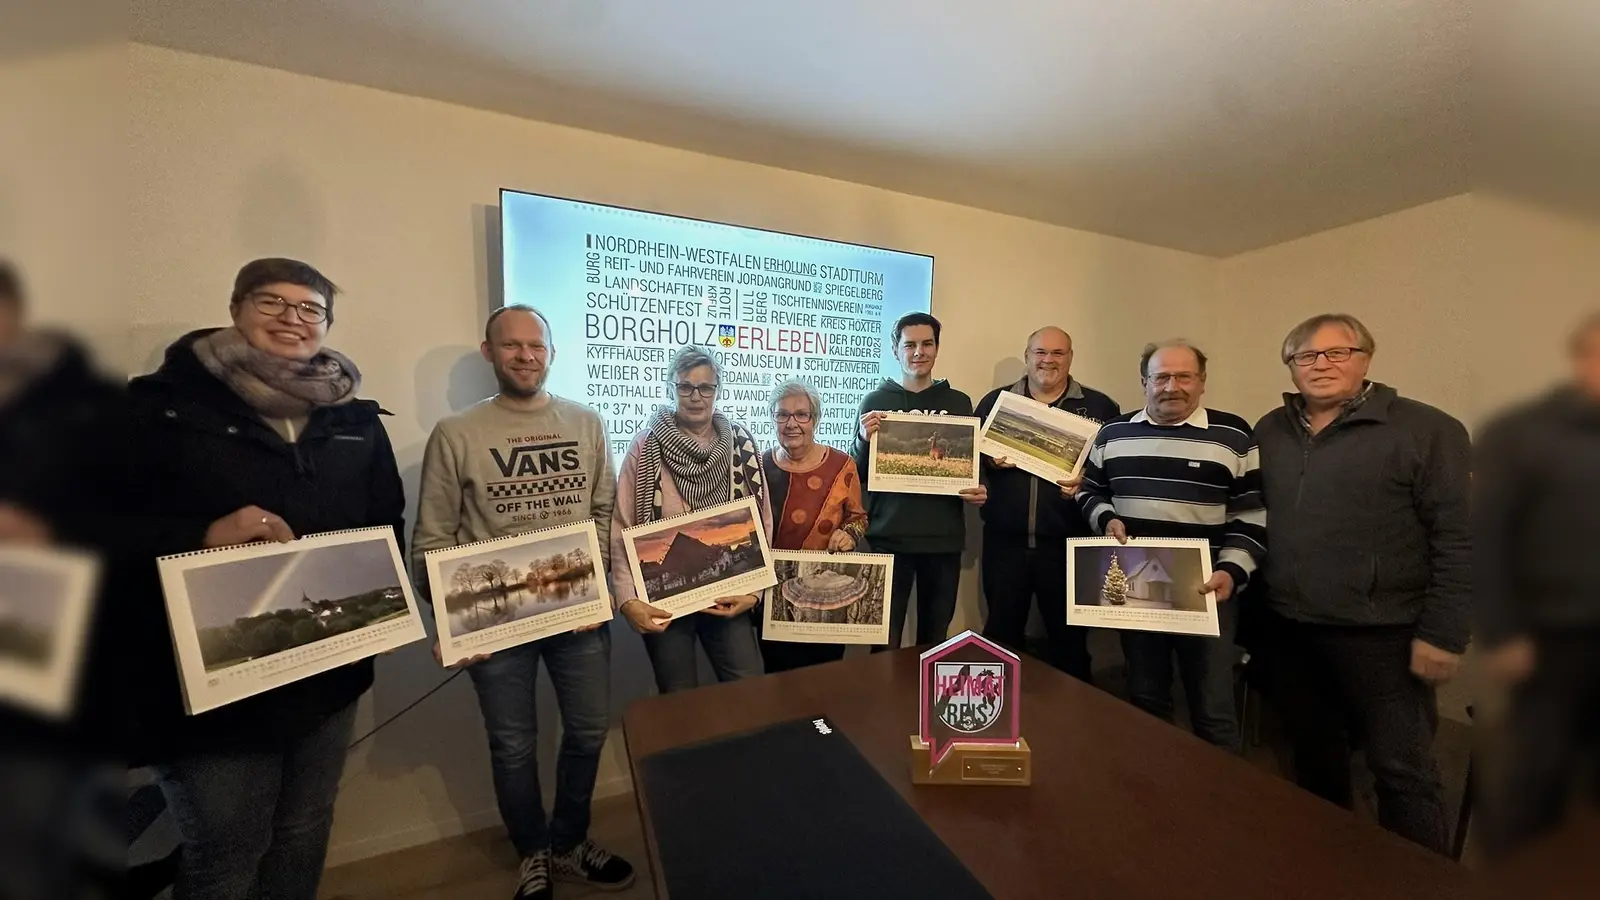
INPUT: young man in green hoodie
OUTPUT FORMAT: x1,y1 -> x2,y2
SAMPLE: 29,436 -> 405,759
855,312 -> 987,649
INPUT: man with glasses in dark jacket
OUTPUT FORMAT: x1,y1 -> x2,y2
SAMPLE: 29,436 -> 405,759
1255,313 -> 1471,855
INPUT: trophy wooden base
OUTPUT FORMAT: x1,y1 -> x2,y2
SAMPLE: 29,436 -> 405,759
909,736 -> 1032,786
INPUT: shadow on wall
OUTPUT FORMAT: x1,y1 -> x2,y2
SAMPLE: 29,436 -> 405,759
991,357 -> 1026,395
474,203 -> 503,328
411,347 -> 496,432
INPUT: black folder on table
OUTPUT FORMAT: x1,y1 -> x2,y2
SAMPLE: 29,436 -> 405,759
637,716 -> 995,900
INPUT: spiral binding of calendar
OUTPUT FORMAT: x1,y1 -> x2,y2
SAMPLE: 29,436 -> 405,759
621,495 -> 758,535
1072,536 -> 1208,546
421,519 -> 598,558
155,525 -> 395,561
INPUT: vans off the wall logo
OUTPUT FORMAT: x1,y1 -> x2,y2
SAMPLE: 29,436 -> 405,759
484,439 -> 589,520
489,441 -> 582,478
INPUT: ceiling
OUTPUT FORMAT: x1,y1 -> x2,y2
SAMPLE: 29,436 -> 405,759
130,0 -> 1470,257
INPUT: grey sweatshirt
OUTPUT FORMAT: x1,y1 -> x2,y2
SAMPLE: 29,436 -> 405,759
410,394 -> 616,602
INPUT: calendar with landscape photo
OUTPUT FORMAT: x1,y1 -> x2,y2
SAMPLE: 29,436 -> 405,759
0,546 -> 98,719
157,527 -> 426,714
424,520 -> 613,665
978,390 -> 1101,483
1065,538 -> 1220,636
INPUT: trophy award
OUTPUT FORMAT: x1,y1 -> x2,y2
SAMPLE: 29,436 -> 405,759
910,630 -> 1031,786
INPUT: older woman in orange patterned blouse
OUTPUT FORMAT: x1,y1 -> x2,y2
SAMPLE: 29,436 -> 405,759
758,379 -> 870,673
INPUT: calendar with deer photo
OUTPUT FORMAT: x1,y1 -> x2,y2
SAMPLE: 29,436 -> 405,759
867,412 -> 982,495
1065,538 -> 1220,636
424,520 -> 613,666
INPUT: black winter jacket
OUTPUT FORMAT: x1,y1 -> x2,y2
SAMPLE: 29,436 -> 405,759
125,329 -> 406,762
1255,383 -> 1473,653
1474,388 -> 1600,644
0,336 -> 128,756
975,378 -> 1120,543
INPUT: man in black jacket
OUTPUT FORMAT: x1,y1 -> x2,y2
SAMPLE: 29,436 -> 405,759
1475,312 -> 1600,854
975,326 -> 1118,680
1255,313 -> 1471,855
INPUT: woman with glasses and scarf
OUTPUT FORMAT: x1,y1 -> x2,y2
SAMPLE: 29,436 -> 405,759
757,379 -> 869,673
612,345 -> 772,693
126,259 -> 405,900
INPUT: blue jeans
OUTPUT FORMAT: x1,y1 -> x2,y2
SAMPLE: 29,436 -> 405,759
156,700 -> 357,900
641,611 -> 763,693
1119,602 -> 1241,752
466,627 -> 612,857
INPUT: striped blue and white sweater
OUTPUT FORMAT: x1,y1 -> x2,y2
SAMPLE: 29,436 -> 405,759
1076,407 -> 1267,590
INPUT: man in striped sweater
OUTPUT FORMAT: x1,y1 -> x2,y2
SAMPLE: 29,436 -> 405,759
1076,340 -> 1267,752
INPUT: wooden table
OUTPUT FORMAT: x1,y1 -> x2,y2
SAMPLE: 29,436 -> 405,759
623,649 -> 1477,899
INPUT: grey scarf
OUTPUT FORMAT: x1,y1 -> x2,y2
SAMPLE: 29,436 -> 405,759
634,408 -> 764,524
192,327 -> 361,418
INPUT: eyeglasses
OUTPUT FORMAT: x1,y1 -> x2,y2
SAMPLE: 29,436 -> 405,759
1030,350 -> 1070,360
773,411 -> 814,424
1147,372 -> 1200,387
674,382 -> 719,399
249,292 -> 328,324
1288,347 -> 1365,367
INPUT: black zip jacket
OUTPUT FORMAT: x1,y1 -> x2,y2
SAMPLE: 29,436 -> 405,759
1474,387 -> 1600,644
124,329 -> 406,763
1255,383 -> 1472,653
975,377 -> 1120,543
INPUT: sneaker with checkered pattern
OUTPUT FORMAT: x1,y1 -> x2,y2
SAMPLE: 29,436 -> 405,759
552,839 -> 635,891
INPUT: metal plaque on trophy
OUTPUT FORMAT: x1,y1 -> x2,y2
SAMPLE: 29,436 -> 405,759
910,630 -> 1031,786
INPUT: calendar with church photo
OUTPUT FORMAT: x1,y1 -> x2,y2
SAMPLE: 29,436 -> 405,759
156,526 -> 426,714
621,495 -> 777,617
1065,538 -> 1220,636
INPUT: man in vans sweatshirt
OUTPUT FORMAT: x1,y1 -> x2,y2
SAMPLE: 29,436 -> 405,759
975,326 -> 1120,681
854,312 -> 987,649
411,305 -> 634,900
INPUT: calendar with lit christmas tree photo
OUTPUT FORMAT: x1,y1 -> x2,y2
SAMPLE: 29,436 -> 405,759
1065,537 -> 1220,636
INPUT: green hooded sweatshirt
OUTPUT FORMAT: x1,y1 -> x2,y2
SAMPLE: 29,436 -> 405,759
851,378 -> 974,554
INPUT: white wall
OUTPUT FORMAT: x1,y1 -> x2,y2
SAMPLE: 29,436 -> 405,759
0,44 -> 124,346
126,44 -> 1219,864
1213,193 -> 1598,428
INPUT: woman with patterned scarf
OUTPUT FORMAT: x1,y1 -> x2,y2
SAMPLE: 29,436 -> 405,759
611,345 -> 773,693
125,259 -> 405,900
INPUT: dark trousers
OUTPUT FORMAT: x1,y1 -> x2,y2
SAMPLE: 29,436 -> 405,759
1262,612 -> 1449,854
1119,601 -> 1241,752
874,552 -> 962,651
156,701 -> 357,900
1482,628 -> 1600,856
759,637 -> 847,674
979,530 -> 1092,682
465,628 -> 612,857
641,610 -> 764,693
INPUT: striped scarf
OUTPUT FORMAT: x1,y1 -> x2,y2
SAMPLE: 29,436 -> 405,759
634,408 -> 765,524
